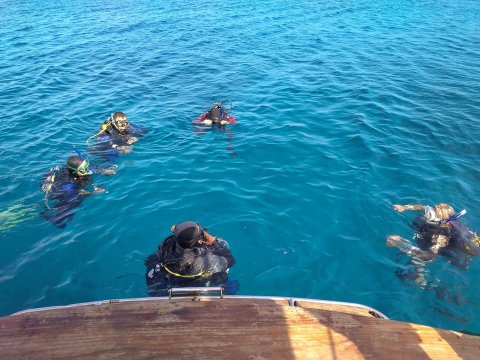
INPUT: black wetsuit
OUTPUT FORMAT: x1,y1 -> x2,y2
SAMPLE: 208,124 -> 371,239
412,216 -> 475,269
104,125 -> 137,146
40,167 -> 91,229
89,123 -> 144,163
145,236 -> 237,296
396,217 -> 478,290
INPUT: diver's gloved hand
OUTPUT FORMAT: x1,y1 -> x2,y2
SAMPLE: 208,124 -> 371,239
99,165 -> 118,176
126,136 -> 138,145
92,185 -> 106,194
220,120 -> 229,125
116,145 -> 133,154
201,119 -> 213,126
200,230 -> 218,246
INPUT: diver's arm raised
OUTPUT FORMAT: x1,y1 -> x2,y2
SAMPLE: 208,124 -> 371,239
392,204 -> 426,212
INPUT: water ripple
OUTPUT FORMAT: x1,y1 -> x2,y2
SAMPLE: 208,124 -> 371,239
0,0 -> 480,333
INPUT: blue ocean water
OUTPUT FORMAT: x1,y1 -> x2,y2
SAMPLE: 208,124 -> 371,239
1,0 -> 480,333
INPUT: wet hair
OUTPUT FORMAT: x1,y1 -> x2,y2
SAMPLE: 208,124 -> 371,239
66,156 -> 84,175
113,112 -> 127,121
434,203 -> 455,220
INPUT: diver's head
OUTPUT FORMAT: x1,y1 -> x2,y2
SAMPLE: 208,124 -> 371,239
66,155 -> 91,177
424,203 -> 455,223
210,104 -> 222,123
172,221 -> 206,248
112,112 -> 129,133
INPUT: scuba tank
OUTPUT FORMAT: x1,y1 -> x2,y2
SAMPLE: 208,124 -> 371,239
210,104 -> 223,124
210,99 -> 232,124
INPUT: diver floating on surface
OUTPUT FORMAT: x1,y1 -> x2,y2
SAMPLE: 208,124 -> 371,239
387,203 -> 472,256
387,202 -> 479,287
40,155 -> 116,229
145,221 -> 239,296
193,100 -> 238,157
87,112 -> 145,161
193,100 -> 237,126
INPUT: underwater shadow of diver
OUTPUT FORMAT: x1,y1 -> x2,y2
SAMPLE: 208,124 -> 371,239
193,125 -> 237,157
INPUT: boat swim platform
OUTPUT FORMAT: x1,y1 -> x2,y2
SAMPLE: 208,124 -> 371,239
1,289 -> 479,359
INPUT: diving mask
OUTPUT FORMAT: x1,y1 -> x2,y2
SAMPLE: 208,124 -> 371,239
73,160 -> 92,176
425,205 -> 466,225
424,206 -> 441,222
115,119 -> 129,127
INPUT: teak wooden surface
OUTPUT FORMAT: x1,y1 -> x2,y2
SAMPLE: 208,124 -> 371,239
0,297 -> 479,359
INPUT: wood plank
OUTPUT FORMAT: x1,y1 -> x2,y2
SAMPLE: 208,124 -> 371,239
0,298 -> 479,359
294,299 -> 380,318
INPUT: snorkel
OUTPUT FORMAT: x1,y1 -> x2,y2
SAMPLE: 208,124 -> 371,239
72,145 -> 86,160
425,206 -> 467,225
438,209 -> 467,224
220,99 -> 233,112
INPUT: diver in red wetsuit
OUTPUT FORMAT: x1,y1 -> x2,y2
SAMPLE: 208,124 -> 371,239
193,100 -> 237,126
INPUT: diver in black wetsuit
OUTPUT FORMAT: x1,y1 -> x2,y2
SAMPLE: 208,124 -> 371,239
145,221 -> 238,296
386,203 -> 478,286
87,112 -> 144,161
40,155 -> 115,229
388,203 -> 465,256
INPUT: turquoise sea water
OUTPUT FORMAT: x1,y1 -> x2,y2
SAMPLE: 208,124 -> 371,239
1,0 -> 480,333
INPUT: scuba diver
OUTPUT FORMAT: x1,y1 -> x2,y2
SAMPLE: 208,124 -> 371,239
145,221 -> 239,296
40,155 -> 115,229
87,112 -> 144,158
387,203 -> 468,255
386,202 -> 478,286
192,100 -> 238,157
193,100 -> 237,127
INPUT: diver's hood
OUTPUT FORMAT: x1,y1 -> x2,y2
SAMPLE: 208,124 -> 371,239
159,235 -> 203,259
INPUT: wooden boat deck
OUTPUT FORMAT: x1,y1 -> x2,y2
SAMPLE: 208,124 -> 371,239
1,296 -> 479,359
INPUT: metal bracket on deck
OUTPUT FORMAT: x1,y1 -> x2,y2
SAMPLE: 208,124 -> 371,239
169,287 -> 224,299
